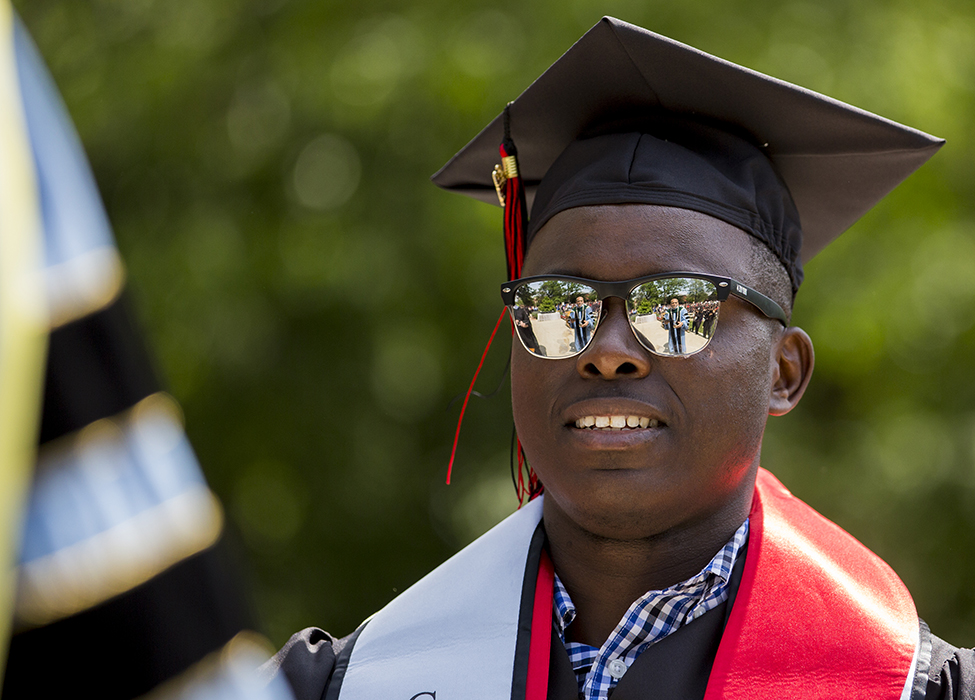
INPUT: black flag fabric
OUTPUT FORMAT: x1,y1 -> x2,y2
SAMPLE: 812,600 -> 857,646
0,8 -> 294,699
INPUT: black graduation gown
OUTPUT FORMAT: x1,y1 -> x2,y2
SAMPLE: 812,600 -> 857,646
262,545 -> 975,700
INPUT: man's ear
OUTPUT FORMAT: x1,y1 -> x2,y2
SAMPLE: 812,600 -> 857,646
769,326 -> 814,416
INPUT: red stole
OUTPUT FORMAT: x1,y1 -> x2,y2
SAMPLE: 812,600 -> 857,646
531,469 -> 918,699
703,469 -> 918,698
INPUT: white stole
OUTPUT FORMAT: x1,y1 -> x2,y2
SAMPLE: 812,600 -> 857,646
337,497 -> 544,700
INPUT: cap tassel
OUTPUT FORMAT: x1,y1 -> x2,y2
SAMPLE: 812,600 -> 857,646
447,104 -> 543,505
445,306 -> 508,485
500,104 -> 542,505
499,104 -> 527,280
511,429 -> 542,508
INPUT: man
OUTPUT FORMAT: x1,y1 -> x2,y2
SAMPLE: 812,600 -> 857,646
691,302 -> 703,336
662,297 -> 688,353
568,295 -> 596,351
513,300 -> 542,355
263,17 -> 973,699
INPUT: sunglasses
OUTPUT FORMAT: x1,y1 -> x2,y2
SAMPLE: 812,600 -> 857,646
501,273 -> 788,359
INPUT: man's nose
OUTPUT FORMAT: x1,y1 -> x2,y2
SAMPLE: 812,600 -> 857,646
576,298 -> 652,379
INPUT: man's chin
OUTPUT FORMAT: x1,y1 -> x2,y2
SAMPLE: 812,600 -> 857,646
543,484 -> 690,541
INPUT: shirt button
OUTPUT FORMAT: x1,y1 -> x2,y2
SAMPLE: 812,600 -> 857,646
607,659 -> 627,680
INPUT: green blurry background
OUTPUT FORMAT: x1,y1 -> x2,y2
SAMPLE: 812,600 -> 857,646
15,0 -> 975,647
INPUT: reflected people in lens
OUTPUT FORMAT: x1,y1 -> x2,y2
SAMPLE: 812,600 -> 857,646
512,296 -> 542,355
567,296 -> 596,352
663,298 -> 688,353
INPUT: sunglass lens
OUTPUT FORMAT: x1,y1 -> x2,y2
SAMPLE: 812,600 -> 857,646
626,278 -> 719,356
510,280 -> 600,358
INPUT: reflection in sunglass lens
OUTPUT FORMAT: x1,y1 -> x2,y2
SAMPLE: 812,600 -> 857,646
509,280 -> 601,358
625,278 -> 719,356
507,276 -> 720,359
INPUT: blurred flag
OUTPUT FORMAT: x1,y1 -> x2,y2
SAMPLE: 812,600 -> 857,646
0,5 -> 292,698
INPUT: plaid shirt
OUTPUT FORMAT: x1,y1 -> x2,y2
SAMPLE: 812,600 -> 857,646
553,519 -> 749,700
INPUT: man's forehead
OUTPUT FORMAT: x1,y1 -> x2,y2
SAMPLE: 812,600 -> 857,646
521,204 -> 759,282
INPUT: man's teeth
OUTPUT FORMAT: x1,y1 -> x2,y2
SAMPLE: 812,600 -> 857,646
574,415 -> 660,430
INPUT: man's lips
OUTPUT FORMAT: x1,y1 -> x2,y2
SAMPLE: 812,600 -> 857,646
573,414 -> 661,430
563,399 -> 669,433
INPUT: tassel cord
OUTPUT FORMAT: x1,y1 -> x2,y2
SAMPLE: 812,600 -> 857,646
445,306 -> 509,485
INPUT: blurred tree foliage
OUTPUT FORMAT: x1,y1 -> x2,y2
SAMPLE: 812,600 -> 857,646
14,0 -> 975,647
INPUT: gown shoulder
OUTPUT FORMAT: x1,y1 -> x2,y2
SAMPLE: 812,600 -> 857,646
258,627 -> 355,700
925,632 -> 975,699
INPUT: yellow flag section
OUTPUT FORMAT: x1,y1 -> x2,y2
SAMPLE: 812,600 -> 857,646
0,0 -> 48,683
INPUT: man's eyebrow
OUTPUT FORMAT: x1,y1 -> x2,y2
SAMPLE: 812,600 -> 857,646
525,269 -> 684,281
534,268 -> 588,277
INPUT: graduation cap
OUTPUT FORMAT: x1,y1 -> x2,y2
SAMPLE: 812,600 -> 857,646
431,16 -> 944,292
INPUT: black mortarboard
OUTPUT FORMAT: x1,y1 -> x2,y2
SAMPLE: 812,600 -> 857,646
431,17 -> 944,292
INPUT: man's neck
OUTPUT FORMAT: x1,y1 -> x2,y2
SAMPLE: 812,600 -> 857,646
543,493 -> 752,647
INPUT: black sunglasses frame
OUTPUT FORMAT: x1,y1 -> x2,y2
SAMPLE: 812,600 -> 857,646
500,272 -> 788,358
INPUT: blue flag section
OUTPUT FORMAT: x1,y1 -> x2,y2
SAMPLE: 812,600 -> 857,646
0,7 -> 294,699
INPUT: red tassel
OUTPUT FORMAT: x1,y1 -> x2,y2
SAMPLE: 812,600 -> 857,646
514,436 -> 543,507
499,104 -> 527,280
447,104 -> 543,503
445,306 -> 508,485
499,106 -> 541,504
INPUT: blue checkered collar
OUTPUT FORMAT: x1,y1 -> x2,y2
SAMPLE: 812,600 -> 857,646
552,518 -> 749,700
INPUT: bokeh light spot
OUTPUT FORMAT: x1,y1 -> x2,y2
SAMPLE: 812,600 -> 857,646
233,460 -> 309,550
371,326 -> 443,421
291,134 -> 361,211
